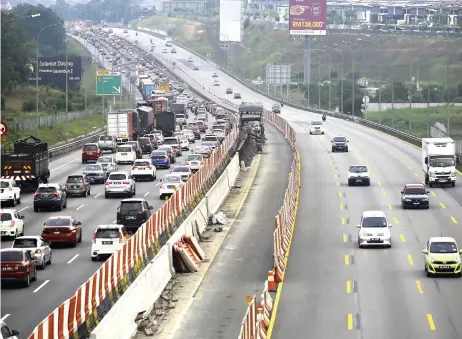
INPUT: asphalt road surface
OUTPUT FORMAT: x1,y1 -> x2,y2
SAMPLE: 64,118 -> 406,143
120,28 -> 462,339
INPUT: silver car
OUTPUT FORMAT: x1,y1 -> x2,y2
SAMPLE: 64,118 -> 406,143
105,172 -> 136,198
11,236 -> 52,270
97,156 -> 119,177
83,164 -> 106,184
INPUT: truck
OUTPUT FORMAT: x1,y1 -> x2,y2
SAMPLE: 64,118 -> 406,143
422,137 -> 457,187
1,136 -> 50,192
136,105 -> 154,134
142,81 -> 156,101
156,111 -> 176,137
107,111 -> 133,144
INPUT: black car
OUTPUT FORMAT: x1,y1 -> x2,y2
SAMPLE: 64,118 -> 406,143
116,198 -> 153,233
33,184 -> 67,212
401,184 -> 430,209
272,104 -> 281,114
234,93 -> 241,99
226,87 -> 233,94
138,137 -> 153,154
331,136 -> 349,152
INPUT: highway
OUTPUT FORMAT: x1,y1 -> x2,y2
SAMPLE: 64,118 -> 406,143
0,34 -> 217,336
120,28 -> 462,339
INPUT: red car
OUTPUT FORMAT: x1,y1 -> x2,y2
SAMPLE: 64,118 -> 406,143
0,248 -> 38,287
41,216 -> 82,247
82,143 -> 102,163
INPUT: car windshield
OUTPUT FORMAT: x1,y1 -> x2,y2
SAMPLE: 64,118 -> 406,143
120,202 -> 142,212
138,138 -> 150,144
153,131 -> 162,136
429,158 -> 455,167
95,229 -> 121,239
118,146 -> 132,152
46,218 -> 71,226
97,157 -> 112,163
151,151 -> 167,156
0,213 -> 12,221
164,139 -> 178,145
362,217 -> 387,228
273,104 -> 280,109
188,155 -> 203,161
311,121 -> 322,126
135,161 -> 151,166
350,166 -> 368,173
109,174 -> 127,180
84,165 -> 102,171
13,238 -> 38,248
99,136 -> 112,141
0,182 -> 9,188
0,251 -> 22,262
164,176 -> 182,183
159,146 -> 172,151
37,187 -> 57,193
333,137 -> 346,142
202,142 -> 215,147
67,176 -> 84,183
404,187 -> 427,195
83,144 -> 97,151
172,167 -> 190,173
176,115 -> 185,119
430,242 -> 458,254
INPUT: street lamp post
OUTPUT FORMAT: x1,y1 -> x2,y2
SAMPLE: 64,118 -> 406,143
36,23 -> 59,139
311,51 -> 322,109
335,44 -> 355,116
0,12 -> 40,28
331,47 -> 344,113
313,49 -> 332,110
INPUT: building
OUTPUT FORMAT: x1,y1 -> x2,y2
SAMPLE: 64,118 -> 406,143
162,0 -> 206,13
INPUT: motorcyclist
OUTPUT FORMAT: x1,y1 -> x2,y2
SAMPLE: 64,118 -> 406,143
280,101 -> 284,107
322,113 -> 327,121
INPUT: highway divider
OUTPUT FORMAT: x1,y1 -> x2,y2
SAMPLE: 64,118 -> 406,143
237,110 -> 300,339
89,154 -> 241,339
27,125 -> 242,339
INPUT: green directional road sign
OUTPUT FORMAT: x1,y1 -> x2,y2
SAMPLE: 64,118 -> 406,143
96,70 -> 122,95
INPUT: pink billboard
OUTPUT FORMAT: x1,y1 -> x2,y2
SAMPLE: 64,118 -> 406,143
289,0 -> 327,35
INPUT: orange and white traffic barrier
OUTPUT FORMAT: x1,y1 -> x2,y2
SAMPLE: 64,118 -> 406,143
267,270 -> 276,292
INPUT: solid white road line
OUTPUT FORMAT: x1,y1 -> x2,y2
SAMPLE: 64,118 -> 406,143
144,192 -> 150,197
0,314 -> 10,321
18,206 -> 29,212
33,280 -> 50,293
76,204 -> 84,211
94,193 -> 101,199
67,254 -> 79,264
50,158 -> 78,172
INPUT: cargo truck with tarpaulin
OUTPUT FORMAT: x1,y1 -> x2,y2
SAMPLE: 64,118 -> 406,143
156,111 -> 176,137
1,136 -> 50,191
149,97 -> 169,129
136,105 -> 155,134
141,79 -> 156,101
107,111 -> 133,144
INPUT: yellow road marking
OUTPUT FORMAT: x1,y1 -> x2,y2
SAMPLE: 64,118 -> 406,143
332,166 -> 336,171
372,173 -> 377,178
431,191 -> 436,197
416,280 -> 424,294
340,204 -> 344,210
414,172 -> 419,177
336,182 -> 340,187
345,255 -> 350,265
346,281 -> 351,294
338,192 -> 342,198
347,314 -> 353,330
400,234 -> 406,243
343,234 -> 348,243
427,314 -> 436,330
407,254 -> 414,266
341,217 -> 346,225
388,204 -> 393,210
333,174 -> 338,178
383,191 -> 387,197
408,166 -> 412,170
394,216 -> 399,224
451,217 -> 458,224
440,203 -> 446,209
378,181 -> 382,187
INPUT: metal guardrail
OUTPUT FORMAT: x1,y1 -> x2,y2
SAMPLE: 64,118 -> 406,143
48,130 -> 105,159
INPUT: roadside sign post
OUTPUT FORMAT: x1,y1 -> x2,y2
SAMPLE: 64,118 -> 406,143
0,121 -> 8,137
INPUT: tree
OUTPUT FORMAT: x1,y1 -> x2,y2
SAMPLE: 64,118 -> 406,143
380,82 -> 409,102
334,73 -> 364,116
244,17 -> 250,29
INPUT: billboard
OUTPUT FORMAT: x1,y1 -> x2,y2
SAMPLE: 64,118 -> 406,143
219,0 -> 243,42
28,56 -> 82,90
289,0 -> 326,35
265,64 -> 291,85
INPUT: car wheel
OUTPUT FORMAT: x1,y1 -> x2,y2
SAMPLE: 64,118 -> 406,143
31,267 -> 37,281
40,259 -> 46,270
425,205 -> 430,209
105,193 -> 110,198
345,149 -> 349,152
57,202 -> 63,211
84,190 -> 88,197
366,180 -> 371,186
426,271 -> 432,277
20,226 -> 24,236
11,198 -> 16,207
348,181 -> 352,186
452,182 -> 455,187
24,273 -> 30,287
48,252 -> 52,265
63,199 -> 67,208
16,196 -> 21,204
34,206 -> 39,212
71,236 -> 77,247
127,191 -> 133,198
402,204 -> 407,209
331,148 -> 335,153
133,185 -> 136,195
92,256 -> 98,262
79,230 -> 82,243
154,175 -> 157,180
151,175 -> 155,181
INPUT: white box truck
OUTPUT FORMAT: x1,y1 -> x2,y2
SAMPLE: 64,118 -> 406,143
107,111 -> 133,145
422,137 -> 457,187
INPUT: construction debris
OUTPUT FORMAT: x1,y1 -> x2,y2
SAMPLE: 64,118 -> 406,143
172,236 -> 205,273
211,211 -> 228,225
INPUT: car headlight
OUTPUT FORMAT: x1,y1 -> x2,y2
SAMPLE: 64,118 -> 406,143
455,256 -> 461,263
450,171 -> 456,177
430,171 -> 436,177
428,257 -> 435,263
404,199 -> 411,202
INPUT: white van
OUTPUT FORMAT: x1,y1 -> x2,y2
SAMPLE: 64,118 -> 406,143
115,144 -> 136,164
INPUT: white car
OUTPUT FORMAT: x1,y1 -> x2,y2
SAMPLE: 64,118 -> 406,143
159,174 -> 186,199
131,159 -> 157,181
213,79 -> 220,86
0,209 -> 25,238
170,165 -> 193,182
347,165 -> 370,186
115,144 -> 136,164
0,178 -> 21,206
183,130 -> 195,143
309,121 -> 324,135
184,154 -> 204,172
105,172 -> 136,198
91,224 -> 128,261
152,131 -> 164,144
357,211 -> 392,248
12,236 -> 52,269
176,114 -> 187,125
178,135 -> 190,151
162,48 -> 168,53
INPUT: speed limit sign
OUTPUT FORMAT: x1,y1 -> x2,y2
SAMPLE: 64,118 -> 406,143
0,121 -> 7,137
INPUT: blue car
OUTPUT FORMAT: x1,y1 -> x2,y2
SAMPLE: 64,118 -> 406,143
150,150 -> 170,169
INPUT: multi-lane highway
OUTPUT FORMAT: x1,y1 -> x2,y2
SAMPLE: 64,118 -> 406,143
120,28 -> 462,339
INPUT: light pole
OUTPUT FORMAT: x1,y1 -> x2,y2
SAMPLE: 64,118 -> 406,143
357,38 -> 382,115
313,49 -> 331,110
334,43 -> 355,116
36,23 -> 59,139
311,51 -> 322,109
329,47 -> 344,113
1,12 -> 40,28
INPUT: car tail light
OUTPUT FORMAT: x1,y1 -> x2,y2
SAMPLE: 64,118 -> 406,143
35,249 -> 41,254
10,220 -> 15,228
53,192 -> 59,197
8,184 -> 12,191
82,183 -> 86,188
119,233 -> 123,243
106,180 -> 112,185
98,173 -> 103,176
123,181 -> 130,184
64,184 -> 68,189
93,233 -> 97,243
34,192 -> 39,196
15,265 -> 24,271
164,157 -> 168,161
160,185 -> 165,189
132,166 -> 137,170
147,165 -> 152,169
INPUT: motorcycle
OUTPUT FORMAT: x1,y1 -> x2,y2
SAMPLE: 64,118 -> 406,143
281,102 -> 284,107
322,115 -> 326,122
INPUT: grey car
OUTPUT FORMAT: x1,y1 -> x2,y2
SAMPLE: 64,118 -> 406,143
65,175 -> 91,197
97,156 -> 119,177
83,164 -> 106,184
12,236 -> 52,270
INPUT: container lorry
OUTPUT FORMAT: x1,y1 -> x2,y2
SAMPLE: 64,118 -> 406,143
1,136 -> 50,192
422,137 -> 457,187
136,105 -> 155,133
156,111 -> 176,137
107,111 -> 133,144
